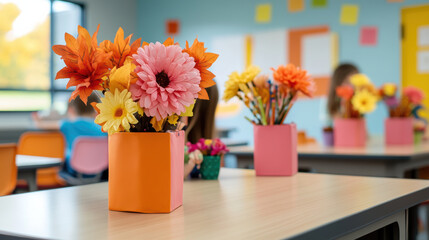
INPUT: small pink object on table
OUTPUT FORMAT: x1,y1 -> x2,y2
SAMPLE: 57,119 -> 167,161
253,124 -> 297,176
385,118 -> 413,145
334,118 -> 366,147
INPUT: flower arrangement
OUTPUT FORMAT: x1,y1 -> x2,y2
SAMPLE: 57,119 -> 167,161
335,74 -> 378,118
222,64 -> 315,125
186,138 -> 229,156
379,84 -> 425,118
53,25 -> 218,134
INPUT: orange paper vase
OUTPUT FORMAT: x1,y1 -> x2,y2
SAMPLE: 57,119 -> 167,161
253,124 -> 298,176
108,131 -> 184,213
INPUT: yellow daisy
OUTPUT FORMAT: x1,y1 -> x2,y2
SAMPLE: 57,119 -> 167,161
350,73 -> 371,87
351,90 -> 377,114
223,72 -> 241,101
204,139 -> 213,146
223,65 -> 261,102
94,89 -> 140,135
109,58 -> 136,92
382,83 -> 396,97
240,65 -> 261,83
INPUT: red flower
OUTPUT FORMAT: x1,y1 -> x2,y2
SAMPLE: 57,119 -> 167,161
336,85 -> 354,100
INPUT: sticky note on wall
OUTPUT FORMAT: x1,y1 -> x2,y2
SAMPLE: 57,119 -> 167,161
166,19 -> 179,35
255,4 -> 272,23
340,4 -> 359,25
312,0 -> 327,8
288,0 -> 304,12
360,26 -> 378,46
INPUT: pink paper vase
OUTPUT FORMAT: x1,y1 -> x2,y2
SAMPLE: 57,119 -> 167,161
253,124 -> 298,176
385,118 -> 413,145
334,118 -> 366,147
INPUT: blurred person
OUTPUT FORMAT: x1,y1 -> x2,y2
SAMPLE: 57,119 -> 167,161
32,93 -> 107,177
326,63 -> 360,119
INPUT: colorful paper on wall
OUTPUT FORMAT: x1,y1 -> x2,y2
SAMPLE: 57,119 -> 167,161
418,26 -> 429,46
340,4 -> 359,25
288,0 -> 304,12
251,29 -> 288,75
360,26 -> 378,46
417,50 -> 429,73
245,35 -> 252,68
255,4 -> 272,23
166,19 -> 179,35
288,26 -> 330,96
302,33 -> 332,76
331,33 -> 339,69
312,0 -> 327,8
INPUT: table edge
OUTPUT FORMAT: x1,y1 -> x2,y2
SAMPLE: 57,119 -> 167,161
287,184 -> 429,240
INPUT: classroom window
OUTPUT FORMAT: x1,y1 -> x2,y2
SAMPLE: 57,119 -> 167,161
0,0 -> 84,112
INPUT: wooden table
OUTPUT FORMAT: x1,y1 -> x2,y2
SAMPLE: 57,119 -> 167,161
0,168 -> 429,240
16,155 -> 63,192
229,140 -> 429,178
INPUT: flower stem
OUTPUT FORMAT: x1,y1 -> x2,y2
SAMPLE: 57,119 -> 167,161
257,96 -> 267,125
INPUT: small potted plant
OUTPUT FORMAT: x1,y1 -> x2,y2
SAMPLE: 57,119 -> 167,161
187,138 -> 229,180
379,84 -> 425,145
334,74 -> 378,147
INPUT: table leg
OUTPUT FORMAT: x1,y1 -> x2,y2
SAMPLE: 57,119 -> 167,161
17,170 -> 38,192
408,170 -> 419,240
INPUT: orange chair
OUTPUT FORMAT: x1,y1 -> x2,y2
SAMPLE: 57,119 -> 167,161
17,132 -> 66,188
0,143 -> 17,196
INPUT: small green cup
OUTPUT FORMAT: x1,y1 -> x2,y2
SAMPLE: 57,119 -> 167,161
414,131 -> 424,145
200,155 -> 221,180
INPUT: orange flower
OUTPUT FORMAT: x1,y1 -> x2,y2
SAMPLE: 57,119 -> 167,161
183,38 -> 219,100
52,25 -> 112,104
271,64 -> 314,97
99,27 -> 141,69
336,85 -> 354,100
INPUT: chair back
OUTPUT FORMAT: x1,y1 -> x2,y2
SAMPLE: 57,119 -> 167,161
70,137 -> 108,175
17,132 -> 65,187
17,132 -> 65,158
0,143 -> 17,196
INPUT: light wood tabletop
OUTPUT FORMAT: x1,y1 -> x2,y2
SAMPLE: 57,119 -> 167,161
0,168 -> 429,239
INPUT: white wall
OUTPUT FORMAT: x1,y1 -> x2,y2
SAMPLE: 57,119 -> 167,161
75,0 -> 137,41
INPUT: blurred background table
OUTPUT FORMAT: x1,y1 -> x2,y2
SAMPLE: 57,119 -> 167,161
16,155 -> 62,192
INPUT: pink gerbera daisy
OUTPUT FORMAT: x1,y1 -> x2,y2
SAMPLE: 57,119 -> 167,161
130,42 -> 201,120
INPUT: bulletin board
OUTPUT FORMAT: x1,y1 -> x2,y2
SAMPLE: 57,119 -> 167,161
211,26 -> 339,117
288,25 -> 338,97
